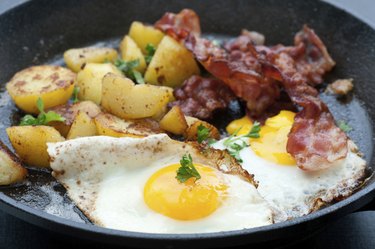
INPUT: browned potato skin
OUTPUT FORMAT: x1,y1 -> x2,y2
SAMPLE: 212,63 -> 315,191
64,47 -> 118,73
144,36 -> 200,88
0,141 -> 27,185
184,116 -> 220,141
95,112 -> 163,138
48,101 -> 101,137
66,111 -> 97,140
6,126 -> 65,168
159,106 -> 188,135
101,73 -> 173,119
6,65 -> 76,114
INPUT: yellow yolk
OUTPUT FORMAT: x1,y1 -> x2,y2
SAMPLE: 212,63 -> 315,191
226,115 -> 253,136
251,111 -> 296,165
226,111 -> 296,165
144,163 -> 227,221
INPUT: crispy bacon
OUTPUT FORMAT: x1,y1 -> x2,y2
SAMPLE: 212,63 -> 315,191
258,25 -> 336,86
186,36 -> 280,116
169,75 -> 236,119
261,51 -> 348,171
154,9 -> 201,41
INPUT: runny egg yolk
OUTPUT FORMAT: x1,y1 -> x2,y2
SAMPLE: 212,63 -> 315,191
144,163 -> 227,221
226,111 -> 296,165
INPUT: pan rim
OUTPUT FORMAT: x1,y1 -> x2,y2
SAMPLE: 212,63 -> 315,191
1,0 -> 375,246
1,180 -> 374,242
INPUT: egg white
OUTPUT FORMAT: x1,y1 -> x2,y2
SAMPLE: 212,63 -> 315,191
213,138 -> 367,222
47,134 -> 273,233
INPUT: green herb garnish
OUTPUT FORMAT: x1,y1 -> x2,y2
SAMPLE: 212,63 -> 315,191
113,58 -> 144,84
71,85 -> 80,104
223,121 -> 261,163
337,120 -> 352,133
19,98 -> 65,126
197,124 -> 210,144
176,154 -> 201,183
145,43 -> 156,64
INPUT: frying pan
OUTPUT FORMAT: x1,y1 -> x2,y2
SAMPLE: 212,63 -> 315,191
0,0 -> 375,248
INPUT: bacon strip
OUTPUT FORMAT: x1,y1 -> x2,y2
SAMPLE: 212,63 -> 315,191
154,9 -> 201,41
187,36 -> 280,116
169,75 -> 236,120
261,51 -> 347,171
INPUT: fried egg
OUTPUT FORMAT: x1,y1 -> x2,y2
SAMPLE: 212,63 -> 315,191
47,134 -> 273,233
214,111 -> 367,222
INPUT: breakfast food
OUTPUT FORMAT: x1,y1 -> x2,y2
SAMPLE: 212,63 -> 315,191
215,111 -> 366,222
0,141 -> 27,185
0,8 -> 369,234
47,134 -> 273,233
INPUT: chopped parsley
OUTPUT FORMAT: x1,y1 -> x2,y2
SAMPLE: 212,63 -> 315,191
197,124 -> 210,144
144,43 -> 156,64
71,85 -> 80,104
19,98 -> 65,126
113,58 -> 144,84
337,120 -> 352,133
176,154 -> 201,183
223,121 -> 261,163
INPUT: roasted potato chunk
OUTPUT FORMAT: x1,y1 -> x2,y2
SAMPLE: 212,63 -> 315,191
159,106 -> 188,135
66,111 -> 97,140
144,36 -> 200,88
76,63 -> 123,104
6,65 -> 75,114
48,101 -> 101,137
184,116 -> 220,141
64,47 -> 118,73
95,112 -> 162,138
128,21 -> 164,54
6,126 -> 65,168
101,73 -> 173,119
0,141 -> 27,185
119,36 -> 147,73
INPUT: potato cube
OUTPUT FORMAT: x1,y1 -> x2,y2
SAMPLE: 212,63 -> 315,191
159,106 -> 188,135
119,36 -> 147,73
144,36 -> 200,88
0,141 -> 27,185
6,126 -> 65,168
6,65 -> 75,114
66,111 -> 97,140
129,21 -> 164,54
76,63 -> 123,104
48,100 -> 101,137
64,47 -> 118,73
101,73 -> 173,119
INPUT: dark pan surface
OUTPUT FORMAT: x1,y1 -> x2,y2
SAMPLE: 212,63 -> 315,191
0,0 -> 375,248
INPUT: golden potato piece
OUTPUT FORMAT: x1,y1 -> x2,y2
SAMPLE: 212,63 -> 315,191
48,101 -> 102,137
66,111 -> 97,140
6,126 -> 65,168
119,36 -> 147,73
159,106 -> 188,135
76,63 -> 123,104
95,112 -> 162,138
64,47 -> 118,73
101,73 -> 173,119
0,141 -> 27,185
184,116 -> 220,141
129,21 -> 164,54
144,36 -> 200,88
6,65 -> 75,114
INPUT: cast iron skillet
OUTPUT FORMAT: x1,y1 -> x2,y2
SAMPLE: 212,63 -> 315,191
0,0 -> 375,248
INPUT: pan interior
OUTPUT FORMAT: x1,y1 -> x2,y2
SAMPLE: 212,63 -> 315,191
0,0 -> 374,243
